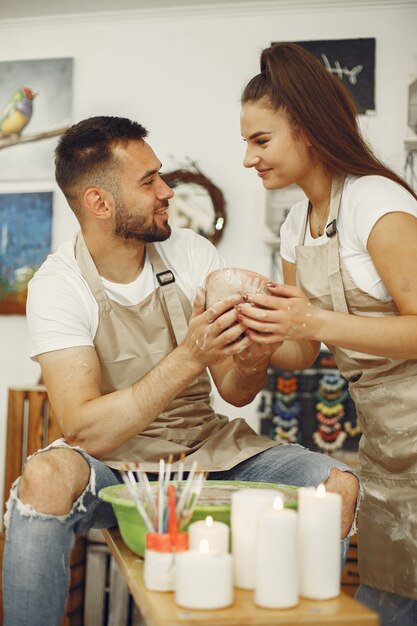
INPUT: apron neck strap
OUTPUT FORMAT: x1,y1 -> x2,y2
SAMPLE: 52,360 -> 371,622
146,243 -> 189,345
327,174 -> 349,313
75,231 -> 108,304
75,232 -> 189,346
298,174 -> 349,313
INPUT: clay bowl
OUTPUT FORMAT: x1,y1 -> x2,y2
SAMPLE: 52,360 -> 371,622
205,268 -> 270,308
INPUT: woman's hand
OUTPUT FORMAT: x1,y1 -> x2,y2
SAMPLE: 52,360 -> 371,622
183,288 -> 252,367
236,282 -> 317,344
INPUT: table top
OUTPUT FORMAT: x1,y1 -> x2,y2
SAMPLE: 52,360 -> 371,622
103,529 -> 379,626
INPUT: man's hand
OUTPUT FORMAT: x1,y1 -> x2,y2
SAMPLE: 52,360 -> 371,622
183,288 -> 252,368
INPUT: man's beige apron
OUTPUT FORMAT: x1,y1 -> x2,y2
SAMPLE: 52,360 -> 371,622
75,233 -> 277,474
295,176 -> 417,598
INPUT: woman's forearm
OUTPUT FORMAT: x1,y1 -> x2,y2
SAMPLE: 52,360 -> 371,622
312,307 -> 417,360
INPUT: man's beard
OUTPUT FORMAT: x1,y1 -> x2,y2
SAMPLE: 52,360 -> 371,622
114,200 -> 171,243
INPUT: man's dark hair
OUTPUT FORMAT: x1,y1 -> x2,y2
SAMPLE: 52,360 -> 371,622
55,116 -> 148,219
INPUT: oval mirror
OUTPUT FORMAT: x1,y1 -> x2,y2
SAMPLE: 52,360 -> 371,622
162,169 -> 226,245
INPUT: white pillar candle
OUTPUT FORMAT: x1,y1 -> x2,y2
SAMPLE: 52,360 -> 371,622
298,484 -> 342,600
255,497 -> 299,609
175,540 -> 233,609
231,488 -> 282,589
188,515 -> 229,553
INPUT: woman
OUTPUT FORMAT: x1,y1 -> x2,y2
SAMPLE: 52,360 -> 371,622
238,42 -> 417,625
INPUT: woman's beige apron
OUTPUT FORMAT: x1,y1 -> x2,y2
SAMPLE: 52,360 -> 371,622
295,176 -> 417,598
75,233 -> 277,474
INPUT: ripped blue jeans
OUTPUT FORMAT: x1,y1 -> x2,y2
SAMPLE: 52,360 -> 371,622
2,442 -> 356,626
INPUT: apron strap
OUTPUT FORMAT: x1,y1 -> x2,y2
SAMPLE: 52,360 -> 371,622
297,175 -> 349,314
76,232 -> 189,345
75,231 -> 109,304
146,243 -> 189,345
327,175 -> 349,314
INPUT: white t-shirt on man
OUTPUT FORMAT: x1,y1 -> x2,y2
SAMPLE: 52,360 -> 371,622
27,227 -> 225,359
280,175 -> 417,302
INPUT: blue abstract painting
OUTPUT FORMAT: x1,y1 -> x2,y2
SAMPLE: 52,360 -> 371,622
0,191 -> 52,314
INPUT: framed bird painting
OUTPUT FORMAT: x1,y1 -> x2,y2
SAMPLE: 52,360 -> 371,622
0,57 -> 73,181
0,191 -> 52,314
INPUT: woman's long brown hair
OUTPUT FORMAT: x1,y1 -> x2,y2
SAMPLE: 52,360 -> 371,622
242,42 -> 417,199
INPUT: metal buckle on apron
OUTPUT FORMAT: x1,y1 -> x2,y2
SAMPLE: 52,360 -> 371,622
325,219 -> 338,238
156,270 -> 176,286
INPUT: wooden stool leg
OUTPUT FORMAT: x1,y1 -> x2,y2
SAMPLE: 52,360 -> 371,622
108,557 -> 129,626
83,543 -> 108,626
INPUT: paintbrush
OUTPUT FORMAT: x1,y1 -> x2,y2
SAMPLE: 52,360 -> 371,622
178,471 -> 207,531
176,459 -> 198,519
157,458 -> 165,533
120,467 -> 154,532
134,462 -> 157,525
167,483 -> 178,538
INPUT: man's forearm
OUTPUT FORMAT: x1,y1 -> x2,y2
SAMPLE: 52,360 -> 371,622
215,355 -> 270,407
44,292 -> 255,459
270,339 -> 320,371
217,338 -> 320,407
62,344 -> 203,458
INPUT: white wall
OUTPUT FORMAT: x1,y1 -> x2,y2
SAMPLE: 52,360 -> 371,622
0,1 -> 416,510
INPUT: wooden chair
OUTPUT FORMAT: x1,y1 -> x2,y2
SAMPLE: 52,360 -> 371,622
0,386 -> 133,626
341,534 -> 360,598
0,386 -> 87,626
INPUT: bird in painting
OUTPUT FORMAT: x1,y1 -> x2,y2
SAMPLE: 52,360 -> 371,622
0,87 -> 37,137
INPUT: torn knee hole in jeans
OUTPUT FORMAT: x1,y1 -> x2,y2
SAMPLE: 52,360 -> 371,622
338,469 -> 362,538
324,467 -> 362,539
3,454 -> 97,530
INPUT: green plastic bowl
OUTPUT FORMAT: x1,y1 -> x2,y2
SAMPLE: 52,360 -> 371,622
99,480 -> 297,557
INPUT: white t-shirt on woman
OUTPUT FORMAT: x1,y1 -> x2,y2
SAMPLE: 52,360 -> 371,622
280,175 -> 417,302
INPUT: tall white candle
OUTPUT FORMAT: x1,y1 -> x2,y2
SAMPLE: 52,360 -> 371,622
189,515 -> 229,553
255,497 -> 299,608
232,488 -> 282,589
175,540 -> 233,609
298,484 -> 342,600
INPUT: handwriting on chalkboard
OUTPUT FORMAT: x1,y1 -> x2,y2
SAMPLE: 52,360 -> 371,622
321,53 -> 363,86
284,38 -> 376,113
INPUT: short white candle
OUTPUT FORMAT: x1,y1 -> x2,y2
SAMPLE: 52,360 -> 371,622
189,515 -> 229,553
144,550 -> 175,591
232,488 -> 282,589
255,497 -> 299,609
175,539 -> 233,610
298,484 -> 342,600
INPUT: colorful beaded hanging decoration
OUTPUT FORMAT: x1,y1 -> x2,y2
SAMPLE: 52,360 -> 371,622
257,372 -> 275,420
257,369 -> 279,441
273,374 -> 301,444
313,372 -> 347,452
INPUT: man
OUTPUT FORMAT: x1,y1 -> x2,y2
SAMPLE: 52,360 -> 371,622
2,116 -> 358,626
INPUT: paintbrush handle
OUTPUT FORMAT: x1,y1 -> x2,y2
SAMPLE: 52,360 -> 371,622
121,473 -> 154,532
168,484 -> 178,536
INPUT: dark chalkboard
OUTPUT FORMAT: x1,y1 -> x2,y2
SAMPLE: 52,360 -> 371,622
272,38 -> 376,114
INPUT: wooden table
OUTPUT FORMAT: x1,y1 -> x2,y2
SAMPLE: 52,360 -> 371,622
103,529 -> 379,626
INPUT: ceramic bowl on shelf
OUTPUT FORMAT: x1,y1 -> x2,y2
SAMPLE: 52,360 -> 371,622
99,480 -> 297,557
204,268 -> 271,308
